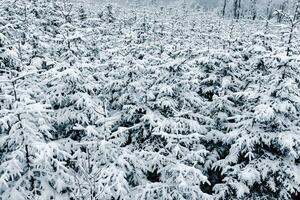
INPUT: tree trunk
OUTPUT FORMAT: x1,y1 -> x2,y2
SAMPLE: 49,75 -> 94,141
251,0 -> 257,20
234,0 -> 242,19
222,0 -> 227,17
287,0 -> 300,56
266,0 -> 273,20
25,144 -> 34,191
278,0 -> 289,22
238,0 -> 242,19
233,0 -> 238,19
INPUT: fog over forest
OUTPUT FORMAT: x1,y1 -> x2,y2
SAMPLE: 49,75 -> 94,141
72,0 -> 295,17
72,0 -> 287,8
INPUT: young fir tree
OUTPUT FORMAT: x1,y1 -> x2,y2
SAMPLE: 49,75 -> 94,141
212,35 -> 300,200
0,22 -> 72,199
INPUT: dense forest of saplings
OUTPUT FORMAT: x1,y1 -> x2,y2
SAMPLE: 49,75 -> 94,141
0,0 -> 300,199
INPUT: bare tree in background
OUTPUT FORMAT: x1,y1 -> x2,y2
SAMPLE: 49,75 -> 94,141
233,0 -> 242,20
250,0 -> 257,20
277,0 -> 289,22
222,0 -> 227,17
266,0 -> 273,20
276,0 -> 300,56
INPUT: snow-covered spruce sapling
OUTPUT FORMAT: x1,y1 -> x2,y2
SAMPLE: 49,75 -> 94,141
0,35 -> 71,199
